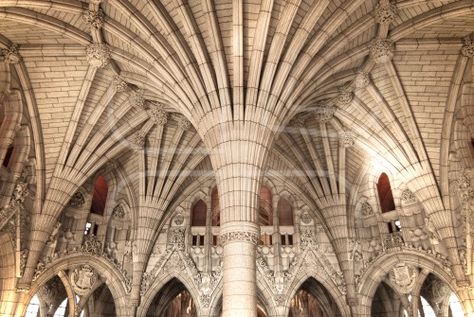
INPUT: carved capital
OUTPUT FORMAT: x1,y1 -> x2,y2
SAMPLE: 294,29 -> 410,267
355,71 -> 370,89
129,89 -> 146,109
148,104 -> 167,126
177,115 -> 191,130
401,189 -> 416,204
129,129 -> 147,149
220,231 -> 259,245
315,104 -> 336,123
1,44 -> 21,64
336,91 -> 353,107
340,130 -> 355,147
370,39 -> 394,64
375,1 -> 397,25
461,37 -> 474,58
113,75 -> 128,92
85,43 -> 110,68
82,9 -> 104,29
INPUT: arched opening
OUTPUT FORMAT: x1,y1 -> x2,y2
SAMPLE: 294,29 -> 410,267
371,282 -> 403,317
191,199 -> 207,226
377,173 -> 395,213
90,176 -> 108,215
85,283 -> 115,317
377,173 -> 398,233
277,197 -> 294,246
191,199 -> 207,247
259,186 -> 273,226
25,295 -> 40,317
288,278 -> 341,317
2,144 -> 13,168
259,186 -> 273,245
146,278 -> 196,317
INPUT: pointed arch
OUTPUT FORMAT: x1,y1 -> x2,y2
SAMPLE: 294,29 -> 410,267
377,173 -> 395,213
90,175 -> 109,216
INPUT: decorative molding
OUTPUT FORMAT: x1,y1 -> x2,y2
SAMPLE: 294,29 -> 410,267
370,39 -> 394,63
85,44 -> 110,68
219,231 -> 259,245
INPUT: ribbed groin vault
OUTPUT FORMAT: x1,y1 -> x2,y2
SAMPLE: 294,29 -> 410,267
0,0 -> 474,316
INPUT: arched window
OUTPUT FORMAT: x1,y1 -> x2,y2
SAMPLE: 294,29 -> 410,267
211,186 -> 220,226
2,145 -> 13,168
191,200 -> 207,226
259,186 -> 273,226
277,197 -> 293,226
277,197 -> 294,246
377,173 -> 395,213
90,176 -> 108,215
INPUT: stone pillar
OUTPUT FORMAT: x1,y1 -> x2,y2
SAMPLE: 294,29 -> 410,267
207,122 -> 274,317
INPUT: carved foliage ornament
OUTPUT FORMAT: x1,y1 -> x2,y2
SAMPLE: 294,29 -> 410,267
370,39 -> 394,64
220,231 -> 259,245
85,44 -> 110,68
401,189 -> 417,205
355,71 -> 370,89
388,262 -> 418,294
314,104 -> 336,123
360,201 -> 373,216
461,37 -> 474,58
1,44 -> 21,64
149,104 -> 168,126
71,265 -> 98,296
113,75 -> 129,92
340,130 -> 355,147
69,192 -> 85,208
112,204 -> 125,218
82,9 -> 104,29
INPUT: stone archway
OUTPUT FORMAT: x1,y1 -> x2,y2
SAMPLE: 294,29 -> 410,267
357,251 -> 457,317
17,254 -> 130,317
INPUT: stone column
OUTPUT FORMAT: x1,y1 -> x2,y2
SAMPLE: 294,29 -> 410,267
207,123 -> 274,317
